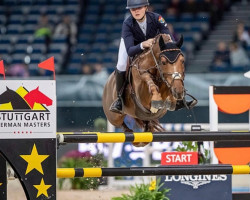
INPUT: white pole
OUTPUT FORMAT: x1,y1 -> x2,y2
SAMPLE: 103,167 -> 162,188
209,86 -> 218,131
107,120 -> 115,132
209,86 -> 218,164
142,145 -> 151,183
107,120 -> 115,188
107,120 -> 114,169
107,143 -> 115,189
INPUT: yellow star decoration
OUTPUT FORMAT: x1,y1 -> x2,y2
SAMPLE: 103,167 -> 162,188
20,144 -> 49,175
0,183 -> 2,186
33,178 -> 52,198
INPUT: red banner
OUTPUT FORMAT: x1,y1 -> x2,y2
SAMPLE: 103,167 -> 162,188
161,152 -> 198,165
0,60 -> 5,80
38,57 -> 55,80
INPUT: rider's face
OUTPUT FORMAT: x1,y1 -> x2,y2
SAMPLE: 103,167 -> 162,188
130,6 -> 147,21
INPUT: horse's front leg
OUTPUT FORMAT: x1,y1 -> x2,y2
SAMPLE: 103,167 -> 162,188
141,73 -> 164,113
165,94 -> 177,111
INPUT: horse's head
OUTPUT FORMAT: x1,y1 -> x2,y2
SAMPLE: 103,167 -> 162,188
33,87 -> 53,106
24,87 -> 53,108
155,34 -> 185,100
0,88 -> 7,104
0,87 -> 15,103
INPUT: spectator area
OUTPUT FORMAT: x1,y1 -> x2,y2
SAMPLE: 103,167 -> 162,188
0,0 -> 80,76
0,0 -> 248,76
68,0 -> 211,74
209,6 -> 250,72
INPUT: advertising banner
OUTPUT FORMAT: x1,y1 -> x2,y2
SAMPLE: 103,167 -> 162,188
161,152 -> 198,165
159,174 -> 232,200
0,80 -> 56,139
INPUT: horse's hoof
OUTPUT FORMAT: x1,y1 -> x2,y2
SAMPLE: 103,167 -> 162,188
165,99 -> 176,111
132,142 -> 149,147
150,107 -> 158,113
124,129 -> 133,132
151,100 -> 164,110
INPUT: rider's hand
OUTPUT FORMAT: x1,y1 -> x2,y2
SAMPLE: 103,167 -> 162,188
163,34 -> 172,42
142,38 -> 154,48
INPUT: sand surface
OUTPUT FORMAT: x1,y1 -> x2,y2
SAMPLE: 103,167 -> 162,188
7,175 -> 250,199
7,179 -> 129,200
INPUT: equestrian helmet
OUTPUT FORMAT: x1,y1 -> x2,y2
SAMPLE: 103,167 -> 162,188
126,0 -> 149,9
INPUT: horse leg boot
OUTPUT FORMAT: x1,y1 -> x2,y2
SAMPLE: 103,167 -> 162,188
109,70 -> 126,114
175,93 -> 198,111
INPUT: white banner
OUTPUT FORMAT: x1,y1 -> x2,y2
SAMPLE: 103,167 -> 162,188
0,80 -> 56,139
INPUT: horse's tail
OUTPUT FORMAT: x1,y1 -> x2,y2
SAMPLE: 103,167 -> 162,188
134,119 -> 165,132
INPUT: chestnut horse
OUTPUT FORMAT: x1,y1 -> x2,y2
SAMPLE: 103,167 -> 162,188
103,34 -> 185,146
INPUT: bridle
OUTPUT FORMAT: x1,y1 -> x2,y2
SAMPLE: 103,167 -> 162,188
150,39 -> 185,89
131,34 -> 194,109
132,34 -> 185,88
150,40 -> 191,108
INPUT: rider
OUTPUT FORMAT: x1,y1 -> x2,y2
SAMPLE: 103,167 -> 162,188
110,0 -> 197,114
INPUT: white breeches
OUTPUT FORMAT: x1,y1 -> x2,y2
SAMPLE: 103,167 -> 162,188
116,38 -> 128,72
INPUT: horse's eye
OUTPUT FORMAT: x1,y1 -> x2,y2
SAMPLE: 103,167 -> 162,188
161,58 -> 167,65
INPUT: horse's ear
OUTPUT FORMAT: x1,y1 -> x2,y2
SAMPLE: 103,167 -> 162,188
159,35 -> 165,51
176,34 -> 183,48
36,86 -> 39,90
6,87 -> 10,90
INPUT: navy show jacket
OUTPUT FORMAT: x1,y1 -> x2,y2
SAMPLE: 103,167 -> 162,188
122,11 -> 173,57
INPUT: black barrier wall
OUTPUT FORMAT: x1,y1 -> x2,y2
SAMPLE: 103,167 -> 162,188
57,106 -> 249,131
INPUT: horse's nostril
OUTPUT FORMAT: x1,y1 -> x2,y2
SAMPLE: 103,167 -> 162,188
171,87 -> 185,100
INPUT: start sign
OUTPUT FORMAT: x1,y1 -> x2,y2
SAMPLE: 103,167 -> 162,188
161,152 -> 198,165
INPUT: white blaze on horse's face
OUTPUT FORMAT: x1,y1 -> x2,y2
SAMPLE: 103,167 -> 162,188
160,55 -> 185,100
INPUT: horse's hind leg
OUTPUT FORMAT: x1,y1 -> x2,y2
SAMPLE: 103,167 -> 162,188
131,120 -> 151,147
143,121 -> 154,132
122,122 -> 133,132
151,120 -> 165,132
134,120 -> 165,147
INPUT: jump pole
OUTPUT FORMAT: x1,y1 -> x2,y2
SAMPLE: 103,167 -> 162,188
9,164 -> 250,179
56,165 -> 250,178
57,132 -> 250,144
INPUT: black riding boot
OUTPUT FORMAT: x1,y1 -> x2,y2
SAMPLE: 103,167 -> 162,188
109,70 -> 126,114
175,98 -> 198,111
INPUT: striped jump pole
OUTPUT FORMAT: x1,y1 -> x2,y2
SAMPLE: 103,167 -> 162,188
57,164 -> 250,178
57,132 -> 250,144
